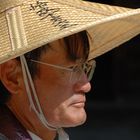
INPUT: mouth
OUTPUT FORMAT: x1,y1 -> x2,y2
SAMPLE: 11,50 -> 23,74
71,101 -> 85,108
70,95 -> 86,108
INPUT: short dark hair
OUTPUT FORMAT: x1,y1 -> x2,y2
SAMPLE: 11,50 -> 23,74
0,30 -> 89,104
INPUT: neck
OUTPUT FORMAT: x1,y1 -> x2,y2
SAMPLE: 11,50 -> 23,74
7,100 -> 57,140
29,126 -> 57,140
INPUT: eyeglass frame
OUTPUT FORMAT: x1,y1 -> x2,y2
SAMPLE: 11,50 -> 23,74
29,59 -> 96,81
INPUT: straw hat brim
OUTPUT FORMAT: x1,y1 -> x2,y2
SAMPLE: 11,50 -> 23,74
0,0 -> 140,64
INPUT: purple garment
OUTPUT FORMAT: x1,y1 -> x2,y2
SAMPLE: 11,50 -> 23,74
0,105 -> 32,140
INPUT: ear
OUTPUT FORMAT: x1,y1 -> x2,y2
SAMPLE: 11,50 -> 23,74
0,59 -> 24,95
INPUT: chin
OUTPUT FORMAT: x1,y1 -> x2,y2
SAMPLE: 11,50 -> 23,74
47,108 -> 87,128
61,110 -> 87,128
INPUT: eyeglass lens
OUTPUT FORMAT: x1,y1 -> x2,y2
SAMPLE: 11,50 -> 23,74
69,60 -> 96,83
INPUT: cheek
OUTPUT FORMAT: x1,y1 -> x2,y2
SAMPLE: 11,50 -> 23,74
34,74 -> 74,115
35,84 -> 86,127
35,67 -> 73,100
34,70 -> 86,127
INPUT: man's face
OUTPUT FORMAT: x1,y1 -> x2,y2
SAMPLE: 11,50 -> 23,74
33,39 -> 91,128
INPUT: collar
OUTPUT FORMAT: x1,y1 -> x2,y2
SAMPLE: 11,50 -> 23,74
28,131 -> 42,140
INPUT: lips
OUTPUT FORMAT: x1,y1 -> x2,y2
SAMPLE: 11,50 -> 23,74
71,101 -> 85,108
70,94 -> 86,108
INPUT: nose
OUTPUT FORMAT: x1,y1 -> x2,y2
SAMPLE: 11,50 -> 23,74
73,74 -> 91,93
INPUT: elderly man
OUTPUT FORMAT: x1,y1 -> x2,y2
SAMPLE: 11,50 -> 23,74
0,0 -> 140,140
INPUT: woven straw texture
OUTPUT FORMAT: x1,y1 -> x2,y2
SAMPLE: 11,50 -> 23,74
0,0 -> 140,63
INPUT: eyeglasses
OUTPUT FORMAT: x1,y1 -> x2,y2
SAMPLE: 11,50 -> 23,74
29,59 -> 96,82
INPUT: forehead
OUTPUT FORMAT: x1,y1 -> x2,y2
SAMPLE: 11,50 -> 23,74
40,39 -> 69,64
49,39 -> 67,53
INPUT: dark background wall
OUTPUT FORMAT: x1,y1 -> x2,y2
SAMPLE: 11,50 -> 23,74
67,1 -> 140,140
89,0 -> 140,110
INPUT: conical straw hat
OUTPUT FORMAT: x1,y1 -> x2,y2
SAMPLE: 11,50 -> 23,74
0,0 -> 140,63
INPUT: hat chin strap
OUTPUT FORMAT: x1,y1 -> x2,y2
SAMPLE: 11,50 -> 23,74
20,55 -> 69,140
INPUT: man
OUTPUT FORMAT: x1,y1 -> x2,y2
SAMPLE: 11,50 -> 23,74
0,0 -> 140,140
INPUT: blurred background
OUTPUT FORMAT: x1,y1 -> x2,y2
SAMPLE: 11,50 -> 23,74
66,0 -> 140,139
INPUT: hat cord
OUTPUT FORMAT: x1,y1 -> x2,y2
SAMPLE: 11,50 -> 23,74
20,55 -> 69,140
